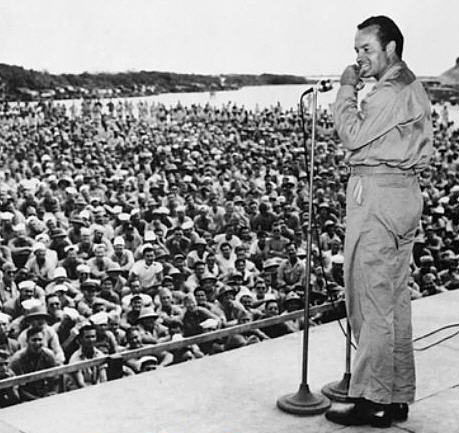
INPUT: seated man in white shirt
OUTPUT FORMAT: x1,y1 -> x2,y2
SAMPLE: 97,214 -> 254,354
129,244 -> 163,292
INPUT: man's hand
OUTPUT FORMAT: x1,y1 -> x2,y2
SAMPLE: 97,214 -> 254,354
340,65 -> 360,87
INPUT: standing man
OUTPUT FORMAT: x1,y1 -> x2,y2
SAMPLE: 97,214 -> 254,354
326,16 -> 433,428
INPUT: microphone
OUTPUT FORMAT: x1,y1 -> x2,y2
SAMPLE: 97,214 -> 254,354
318,79 -> 333,93
301,79 -> 334,98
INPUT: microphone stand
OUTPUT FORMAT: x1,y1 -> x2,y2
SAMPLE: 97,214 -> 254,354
277,82 -> 331,415
321,319 -> 352,402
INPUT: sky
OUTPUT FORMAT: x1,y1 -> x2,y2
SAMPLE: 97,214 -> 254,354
0,0 -> 457,77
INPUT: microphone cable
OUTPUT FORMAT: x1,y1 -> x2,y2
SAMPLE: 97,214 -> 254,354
297,83 -> 356,349
413,323 -> 459,351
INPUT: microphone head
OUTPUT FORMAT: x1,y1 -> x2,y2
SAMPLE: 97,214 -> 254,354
318,79 -> 333,92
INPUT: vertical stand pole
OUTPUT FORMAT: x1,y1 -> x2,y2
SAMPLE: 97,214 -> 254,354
277,85 -> 331,415
321,319 -> 352,402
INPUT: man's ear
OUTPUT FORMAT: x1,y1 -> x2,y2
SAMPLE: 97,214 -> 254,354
386,40 -> 397,58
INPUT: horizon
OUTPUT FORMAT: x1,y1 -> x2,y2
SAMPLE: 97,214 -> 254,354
0,64 -> 447,81
1,0 -> 458,77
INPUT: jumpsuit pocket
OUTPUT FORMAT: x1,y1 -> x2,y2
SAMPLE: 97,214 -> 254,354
347,176 -> 364,208
375,176 -> 423,249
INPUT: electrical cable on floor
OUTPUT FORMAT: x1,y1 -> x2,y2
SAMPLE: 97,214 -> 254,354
413,323 -> 459,351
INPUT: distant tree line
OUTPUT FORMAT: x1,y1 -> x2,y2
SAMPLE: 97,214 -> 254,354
0,63 -> 311,100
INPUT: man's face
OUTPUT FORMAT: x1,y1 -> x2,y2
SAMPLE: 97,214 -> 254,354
47,296 -> 61,314
84,288 -> 96,301
95,247 -> 105,259
265,302 -> 279,317
194,290 -> 207,305
20,287 -> 35,300
79,271 -> 89,282
240,295 -> 253,309
114,244 -> 123,254
35,249 -> 46,261
255,281 -> 267,296
144,251 -> 155,265
286,244 -> 297,259
0,357 -> 9,375
221,245 -> 231,258
131,298 -> 143,311
94,231 -> 103,241
354,26 -> 391,80
160,292 -> 172,307
220,292 -> 234,305
67,249 -> 77,259
28,332 -> 44,353
130,281 -> 141,294
3,269 -> 15,282
95,323 -> 108,335
101,280 -> 112,292
0,321 -> 8,335
184,296 -> 197,311
128,330 -> 142,348
195,264 -> 205,277
80,329 -> 97,349
235,261 -> 245,272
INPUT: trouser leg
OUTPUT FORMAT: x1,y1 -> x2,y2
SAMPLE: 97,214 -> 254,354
392,241 -> 416,403
344,174 -> 420,404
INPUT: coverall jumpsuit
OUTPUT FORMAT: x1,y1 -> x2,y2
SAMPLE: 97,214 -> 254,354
333,61 -> 433,404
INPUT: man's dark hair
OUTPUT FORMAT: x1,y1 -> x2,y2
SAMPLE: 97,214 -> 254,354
142,245 -> 155,255
79,323 -> 96,337
220,242 -> 232,251
358,15 -> 404,59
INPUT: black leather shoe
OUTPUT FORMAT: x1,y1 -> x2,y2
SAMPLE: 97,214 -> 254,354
325,399 -> 391,428
369,407 -> 392,428
389,403 -> 409,421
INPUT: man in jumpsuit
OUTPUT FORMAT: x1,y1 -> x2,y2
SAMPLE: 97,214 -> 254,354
326,16 -> 433,428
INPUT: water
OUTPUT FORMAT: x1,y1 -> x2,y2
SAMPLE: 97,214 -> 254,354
65,83 -> 459,125
97,84 -> 351,112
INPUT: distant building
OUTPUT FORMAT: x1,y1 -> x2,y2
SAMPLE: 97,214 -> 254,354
439,57 -> 459,87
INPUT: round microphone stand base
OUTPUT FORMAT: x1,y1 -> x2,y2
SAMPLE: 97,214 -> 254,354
277,383 -> 331,415
321,373 -> 351,402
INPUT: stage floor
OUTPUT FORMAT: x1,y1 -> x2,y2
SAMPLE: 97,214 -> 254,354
1,290 -> 459,433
